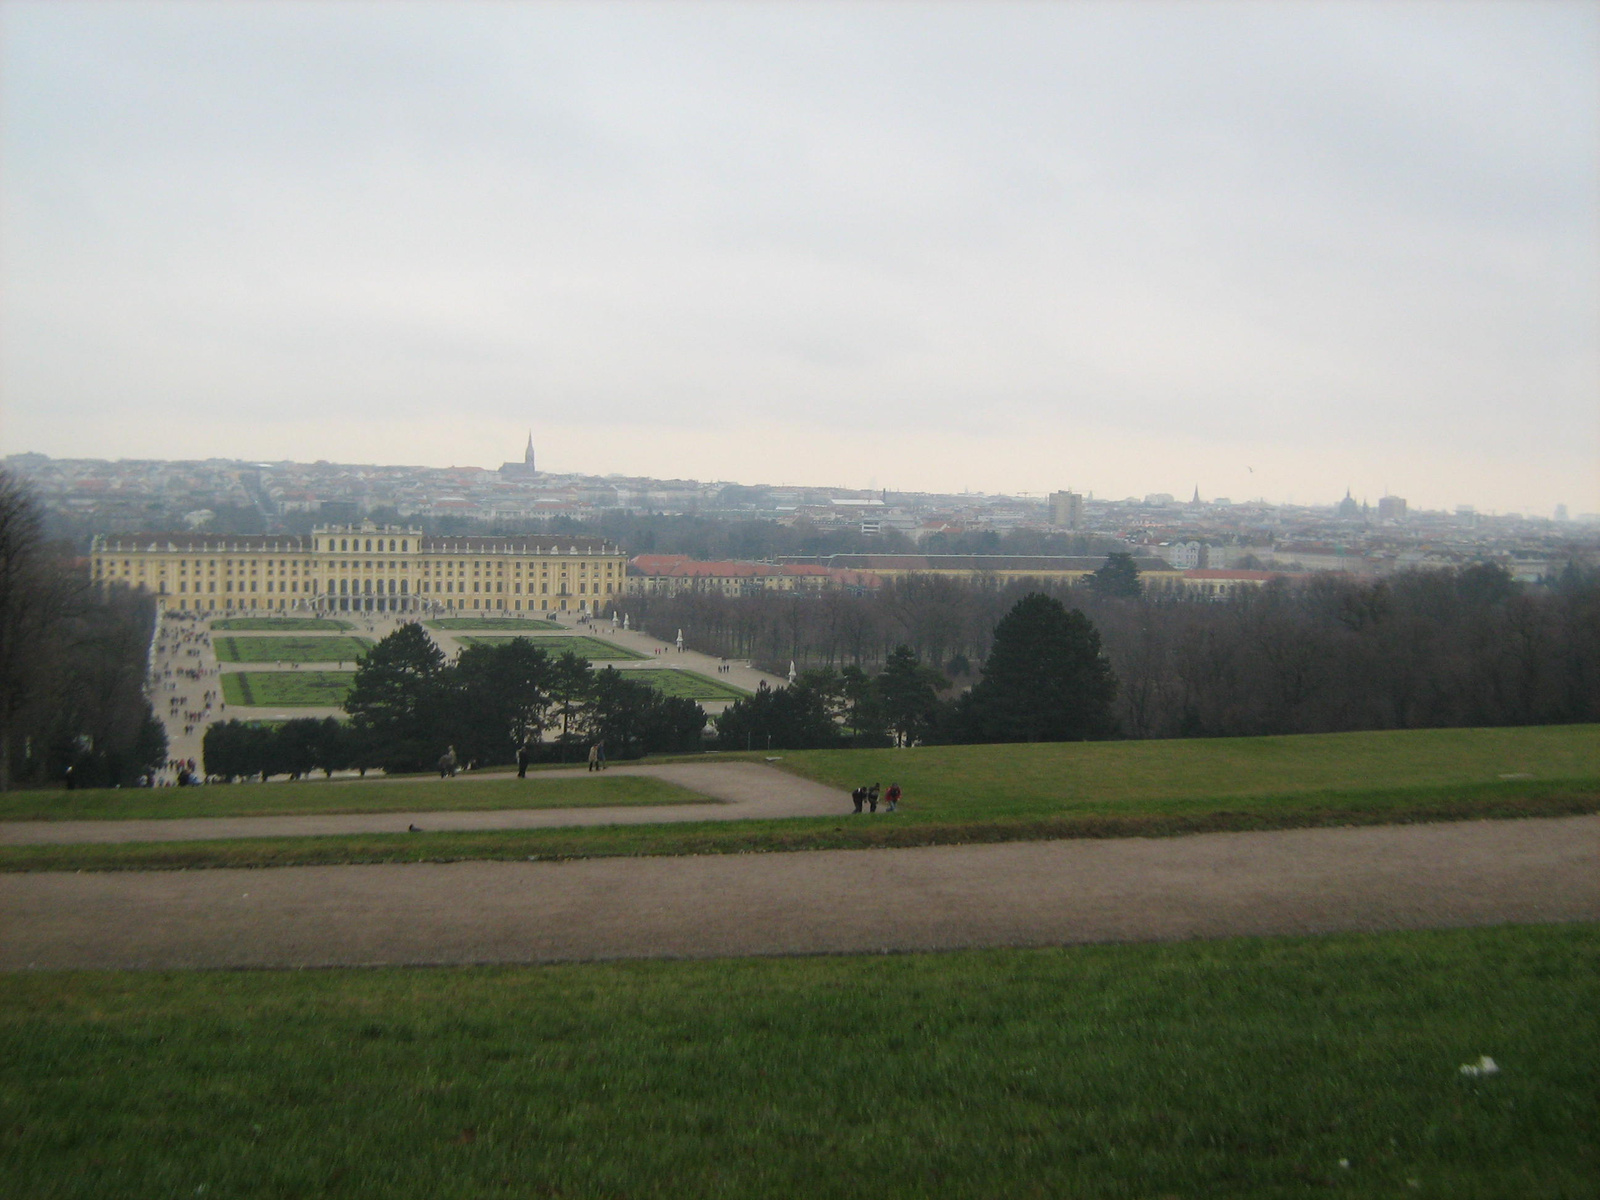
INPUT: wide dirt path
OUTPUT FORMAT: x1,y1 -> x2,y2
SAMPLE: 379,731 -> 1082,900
0,763 -> 845,845
3,815 -> 1594,970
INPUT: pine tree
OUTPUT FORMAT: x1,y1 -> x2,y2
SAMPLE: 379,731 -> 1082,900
957,593 -> 1118,742
1089,551 -> 1143,598
875,645 -> 945,747
344,622 -> 449,772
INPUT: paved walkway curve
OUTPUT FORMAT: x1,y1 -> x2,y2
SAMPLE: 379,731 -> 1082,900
3,815 -> 1594,970
0,762 -> 847,845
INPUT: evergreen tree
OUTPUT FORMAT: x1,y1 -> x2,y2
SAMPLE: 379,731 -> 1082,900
452,638 -> 555,765
582,667 -> 660,757
344,622 -> 449,772
714,680 -> 839,750
582,668 -> 708,757
875,645 -> 945,747
545,650 -> 594,755
839,665 -> 891,748
956,593 -> 1118,743
1089,551 -> 1143,598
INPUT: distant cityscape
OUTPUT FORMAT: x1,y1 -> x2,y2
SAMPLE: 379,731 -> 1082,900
6,437 -> 1598,583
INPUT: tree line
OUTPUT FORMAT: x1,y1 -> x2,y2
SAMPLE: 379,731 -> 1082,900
713,593 -> 1118,750
203,625 -> 707,780
0,471 -> 167,789
627,560 -> 1600,741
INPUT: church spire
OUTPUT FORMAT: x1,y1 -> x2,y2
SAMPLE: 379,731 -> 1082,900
524,430 -> 535,469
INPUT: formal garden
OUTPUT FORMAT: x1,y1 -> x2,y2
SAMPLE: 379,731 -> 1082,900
210,618 -> 352,631
425,617 -> 561,631
212,636 -> 373,663
220,672 -> 356,708
454,634 -> 644,660
625,668 -> 749,702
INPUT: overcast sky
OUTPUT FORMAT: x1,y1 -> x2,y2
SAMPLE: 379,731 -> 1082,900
2,1 -> 1596,513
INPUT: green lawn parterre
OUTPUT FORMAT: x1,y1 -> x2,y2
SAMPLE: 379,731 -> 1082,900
454,635 -> 644,660
1,924 -> 1594,1198
212,636 -> 373,663
620,668 -> 750,701
425,618 -> 561,631
209,618 -> 352,631
220,672 -> 356,709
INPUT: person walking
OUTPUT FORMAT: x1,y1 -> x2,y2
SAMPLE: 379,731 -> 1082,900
587,743 -> 600,772
867,782 -> 880,813
516,741 -> 531,779
885,783 -> 901,812
438,746 -> 458,779
851,786 -> 864,814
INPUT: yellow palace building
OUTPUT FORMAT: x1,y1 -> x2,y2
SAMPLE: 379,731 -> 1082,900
90,523 -> 628,616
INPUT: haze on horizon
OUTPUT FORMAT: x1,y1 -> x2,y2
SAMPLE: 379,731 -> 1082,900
1,1 -> 1595,515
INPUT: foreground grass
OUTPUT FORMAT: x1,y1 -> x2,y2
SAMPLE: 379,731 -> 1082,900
2,779 -> 1593,873
0,776 -> 712,824
2,924 -> 1594,1198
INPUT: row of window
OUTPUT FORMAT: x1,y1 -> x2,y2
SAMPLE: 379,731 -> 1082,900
158,578 -> 620,596
318,538 -> 412,553
96,558 -> 617,574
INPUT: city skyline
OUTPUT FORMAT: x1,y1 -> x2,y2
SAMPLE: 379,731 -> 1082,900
10,439 -> 1596,525
2,2 -> 1595,514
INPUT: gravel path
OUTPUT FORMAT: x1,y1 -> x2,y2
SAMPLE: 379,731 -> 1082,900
4,814 -> 1594,971
0,762 -> 846,845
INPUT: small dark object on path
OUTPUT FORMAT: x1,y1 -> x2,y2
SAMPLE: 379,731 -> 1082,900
408,824 -> 421,833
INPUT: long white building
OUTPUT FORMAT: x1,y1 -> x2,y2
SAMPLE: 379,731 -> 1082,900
90,523 -> 628,616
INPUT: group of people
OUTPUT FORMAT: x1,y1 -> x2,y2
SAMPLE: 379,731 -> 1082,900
506,741 -> 606,777
850,782 -> 901,813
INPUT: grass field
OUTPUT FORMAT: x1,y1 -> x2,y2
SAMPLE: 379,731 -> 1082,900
426,618 -> 561,631
5,780 -> 1591,874
2,923 -> 1594,1198
0,775 -> 711,823
622,668 -> 750,701
210,618 -> 352,631
3,725 -> 1596,873
783,724 -> 1600,820
220,671 -> 355,708
212,636 -> 373,663
455,635 -> 644,659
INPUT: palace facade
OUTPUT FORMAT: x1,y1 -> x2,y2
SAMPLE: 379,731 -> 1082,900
90,524 -> 628,616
